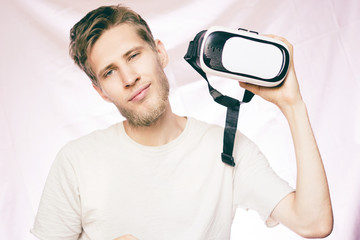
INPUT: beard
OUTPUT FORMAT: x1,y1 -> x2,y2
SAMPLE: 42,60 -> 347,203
116,69 -> 170,127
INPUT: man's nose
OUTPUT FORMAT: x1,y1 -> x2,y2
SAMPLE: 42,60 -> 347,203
120,66 -> 140,88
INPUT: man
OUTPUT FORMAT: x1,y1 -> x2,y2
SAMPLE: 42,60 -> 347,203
31,5 -> 333,240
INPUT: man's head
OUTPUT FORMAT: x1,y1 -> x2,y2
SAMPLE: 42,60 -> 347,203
69,5 -> 170,127
69,5 -> 156,87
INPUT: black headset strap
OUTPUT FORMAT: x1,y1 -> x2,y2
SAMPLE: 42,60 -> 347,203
184,37 -> 254,166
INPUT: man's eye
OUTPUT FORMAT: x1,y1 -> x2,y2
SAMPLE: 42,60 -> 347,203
129,53 -> 140,61
104,69 -> 114,78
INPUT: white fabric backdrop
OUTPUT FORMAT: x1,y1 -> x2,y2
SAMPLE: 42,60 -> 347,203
1,0 -> 359,239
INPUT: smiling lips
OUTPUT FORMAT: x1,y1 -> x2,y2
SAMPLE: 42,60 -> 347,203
128,83 -> 151,102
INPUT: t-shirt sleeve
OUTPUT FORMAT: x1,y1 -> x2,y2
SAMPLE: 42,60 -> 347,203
31,145 -> 82,239
232,132 -> 294,227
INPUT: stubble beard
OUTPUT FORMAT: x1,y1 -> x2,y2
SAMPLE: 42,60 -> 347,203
117,70 -> 170,128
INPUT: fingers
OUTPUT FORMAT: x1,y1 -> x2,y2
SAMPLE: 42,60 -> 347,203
239,81 -> 261,95
113,234 -> 139,240
263,34 -> 293,55
263,34 -> 295,71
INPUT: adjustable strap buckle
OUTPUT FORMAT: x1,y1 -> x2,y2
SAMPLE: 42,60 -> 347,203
221,153 -> 236,167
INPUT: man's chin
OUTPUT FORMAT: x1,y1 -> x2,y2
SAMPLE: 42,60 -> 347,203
120,105 -> 167,128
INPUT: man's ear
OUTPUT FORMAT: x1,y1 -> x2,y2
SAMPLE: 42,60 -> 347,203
92,83 -> 111,102
155,39 -> 169,68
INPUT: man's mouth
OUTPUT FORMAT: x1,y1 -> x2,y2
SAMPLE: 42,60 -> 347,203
128,83 -> 151,102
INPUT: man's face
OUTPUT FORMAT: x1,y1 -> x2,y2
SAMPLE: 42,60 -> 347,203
89,24 -> 170,127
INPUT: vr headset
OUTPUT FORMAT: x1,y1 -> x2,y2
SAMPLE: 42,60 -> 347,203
184,26 -> 290,167
185,26 -> 290,87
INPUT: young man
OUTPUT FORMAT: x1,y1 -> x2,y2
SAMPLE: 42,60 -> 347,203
32,5 -> 333,240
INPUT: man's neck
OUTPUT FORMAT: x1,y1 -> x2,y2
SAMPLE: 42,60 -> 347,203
123,105 -> 187,146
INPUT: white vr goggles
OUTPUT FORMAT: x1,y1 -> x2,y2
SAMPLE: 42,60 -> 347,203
184,26 -> 290,167
185,26 -> 290,87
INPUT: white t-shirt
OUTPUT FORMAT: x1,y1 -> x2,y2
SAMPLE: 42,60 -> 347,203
31,117 -> 293,240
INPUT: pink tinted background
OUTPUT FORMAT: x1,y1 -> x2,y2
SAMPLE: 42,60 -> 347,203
0,0 -> 359,239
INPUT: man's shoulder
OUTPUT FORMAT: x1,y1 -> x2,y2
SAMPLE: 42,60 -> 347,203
189,117 -> 245,139
189,117 -> 251,156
